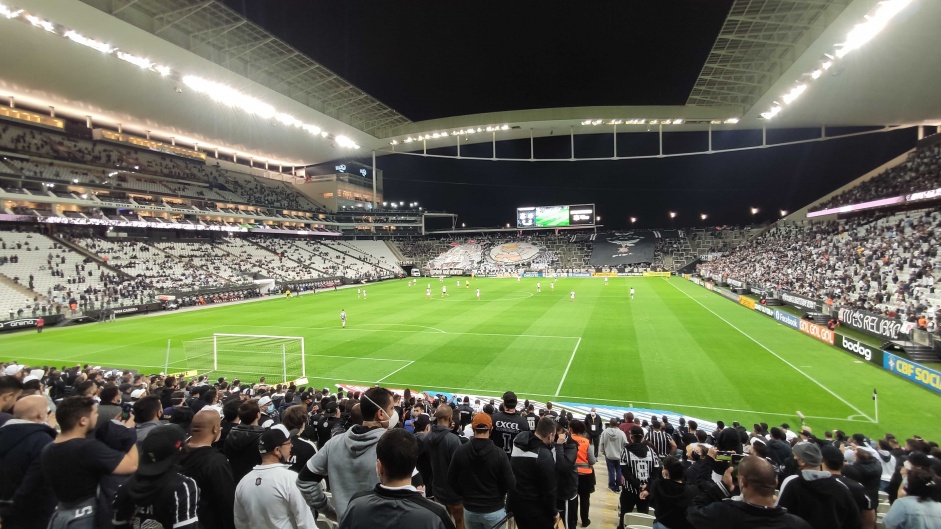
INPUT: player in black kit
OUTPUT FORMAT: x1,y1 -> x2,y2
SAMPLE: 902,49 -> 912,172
491,391 -> 531,456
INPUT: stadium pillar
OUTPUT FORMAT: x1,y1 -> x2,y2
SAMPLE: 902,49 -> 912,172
8,96 -> 13,108
372,150 -> 377,209
530,128 -> 534,161
456,135 -> 460,158
918,126 -> 924,140
85,115 -> 92,128
570,126 -> 575,160
49,106 -> 55,118
658,124 -> 663,157
708,123 -> 712,152
613,124 -> 617,158
762,126 -> 767,147
117,123 -> 122,134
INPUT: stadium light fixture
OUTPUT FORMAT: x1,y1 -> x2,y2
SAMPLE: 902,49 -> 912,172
750,207 -> 759,215
0,4 -> 23,19
760,0 -> 913,120
462,222 -> 466,227
506,223 -> 510,228
669,211 -> 676,219
724,118 -> 739,124
780,209 -> 788,217
630,217 -> 636,224
700,213 -> 707,220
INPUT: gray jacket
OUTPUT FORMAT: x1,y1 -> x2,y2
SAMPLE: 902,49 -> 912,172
599,426 -> 627,461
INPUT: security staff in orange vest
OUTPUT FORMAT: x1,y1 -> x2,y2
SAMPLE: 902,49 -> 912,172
569,420 -> 596,529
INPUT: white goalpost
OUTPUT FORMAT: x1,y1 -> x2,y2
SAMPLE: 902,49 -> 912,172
183,333 -> 306,383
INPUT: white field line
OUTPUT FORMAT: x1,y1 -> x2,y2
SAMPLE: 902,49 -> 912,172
376,360 -> 415,383
667,280 -> 875,423
217,324 -> 579,340
555,337 -> 582,396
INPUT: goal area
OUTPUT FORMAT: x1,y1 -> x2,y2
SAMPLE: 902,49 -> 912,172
183,333 -> 306,384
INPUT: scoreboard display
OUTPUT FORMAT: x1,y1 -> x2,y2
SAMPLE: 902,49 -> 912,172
516,204 -> 595,228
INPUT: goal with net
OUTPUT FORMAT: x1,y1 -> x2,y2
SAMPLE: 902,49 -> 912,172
183,333 -> 306,383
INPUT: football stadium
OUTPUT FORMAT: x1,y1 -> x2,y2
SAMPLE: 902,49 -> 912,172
1,1 -> 941,529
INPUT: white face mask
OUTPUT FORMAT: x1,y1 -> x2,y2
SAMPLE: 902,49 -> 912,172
385,409 -> 399,430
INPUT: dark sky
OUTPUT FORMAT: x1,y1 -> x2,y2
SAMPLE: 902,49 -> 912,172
221,1 -> 919,229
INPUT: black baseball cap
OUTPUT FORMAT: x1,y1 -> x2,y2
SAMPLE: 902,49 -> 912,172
259,425 -> 292,455
502,391 -> 518,408
138,425 -> 186,477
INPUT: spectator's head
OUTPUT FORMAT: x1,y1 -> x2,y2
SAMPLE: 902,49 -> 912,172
769,427 -> 785,441
739,456 -> 777,500
502,391 -> 518,411
821,445 -> 845,471
688,420 -> 698,431
904,468 -> 941,502
661,456 -> 685,482
74,380 -> 97,398
281,405 -> 307,434
138,425 -> 186,477
472,412 -> 492,437
376,428 -> 419,485
13,394 -> 48,423
360,387 -> 395,426
189,409 -> 221,445
570,419 -> 586,436
100,384 -> 120,405
238,400 -> 261,425
535,417 -> 557,445
202,389 -> 217,404
132,395 -> 162,423
629,425 -> 645,444
258,425 -> 292,465
55,396 -> 97,434
793,442 -> 823,470
433,404 -> 452,426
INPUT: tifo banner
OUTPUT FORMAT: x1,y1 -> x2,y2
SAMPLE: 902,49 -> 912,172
591,232 -> 655,266
834,333 -> 883,365
643,271 -> 671,277
799,319 -> 835,345
774,309 -> 801,329
739,296 -> 755,310
489,242 -> 541,264
883,353 -> 941,395
754,304 -> 775,317
838,307 -> 917,341
780,292 -> 820,311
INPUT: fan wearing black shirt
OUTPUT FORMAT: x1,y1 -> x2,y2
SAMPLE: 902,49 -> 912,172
41,396 -> 138,528
491,391 -> 530,457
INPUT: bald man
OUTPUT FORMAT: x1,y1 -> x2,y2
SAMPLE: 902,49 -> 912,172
0,395 -> 57,529
179,409 -> 236,529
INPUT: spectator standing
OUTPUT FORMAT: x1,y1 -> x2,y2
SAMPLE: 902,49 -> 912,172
648,456 -> 697,529
842,438 -> 883,510
224,399 -> 265,483
0,395 -> 57,529
553,421 -> 579,529
281,405 -> 317,473
883,468 -> 941,529
41,396 -> 138,528
340,428 -> 456,529
180,409 -> 236,529
491,391 -> 530,457
600,418 -> 628,492
507,416 -> 559,529
820,445 -> 876,529
234,424 -> 316,529
111,424 -> 200,529
646,419 -> 676,459
447,412 -> 516,529
297,387 -> 396,522
618,425 -> 661,521
687,456 -> 812,529
0,376 -> 24,426
132,395 -> 164,444
585,408 -> 603,458
569,420 -> 596,528
777,442 -> 860,529
425,405 -> 465,529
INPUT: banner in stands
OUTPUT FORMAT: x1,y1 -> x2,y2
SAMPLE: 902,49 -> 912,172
85,302 -> 163,320
739,296 -> 755,310
838,307 -> 917,341
489,242 -> 541,264
883,352 -> 941,395
617,272 -> 643,277
780,292 -> 820,311
754,304 -> 775,317
642,271 -> 671,278
834,333 -> 883,365
727,278 -> 745,289
774,310 -> 800,329
591,232 -> 655,266
0,314 -> 63,332
799,319 -> 835,345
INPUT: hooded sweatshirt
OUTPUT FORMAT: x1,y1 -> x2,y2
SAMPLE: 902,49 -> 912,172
877,449 -> 897,482
777,469 -> 861,529
599,425 -> 627,461
424,424 -> 463,504
223,424 -> 265,483
0,419 -> 57,529
620,441 -> 661,495
298,424 -> 385,521
447,437 -> 516,513
843,454 -> 882,508
179,445 -> 236,529
112,471 -> 200,529
507,431 -> 557,520
649,478 -> 698,529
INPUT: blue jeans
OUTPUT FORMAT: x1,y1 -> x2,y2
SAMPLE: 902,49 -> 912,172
606,458 -> 622,490
464,507 -> 506,529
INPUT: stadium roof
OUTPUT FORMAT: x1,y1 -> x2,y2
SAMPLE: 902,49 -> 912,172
0,0 -> 938,165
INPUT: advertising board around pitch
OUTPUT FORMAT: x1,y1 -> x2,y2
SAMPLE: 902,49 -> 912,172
883,352 -> 941,394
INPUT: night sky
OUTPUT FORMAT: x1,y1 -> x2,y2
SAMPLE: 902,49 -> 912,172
222,1 -> 919,229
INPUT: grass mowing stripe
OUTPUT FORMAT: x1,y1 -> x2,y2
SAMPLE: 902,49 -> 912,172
666,278 -> 874,422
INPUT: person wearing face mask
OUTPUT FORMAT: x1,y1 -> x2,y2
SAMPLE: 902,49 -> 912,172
180,409 -> 236,529
297,387 -> 398,522
234,424 -> 315,529
585,408 -> 603,459
258,395 -> 279,428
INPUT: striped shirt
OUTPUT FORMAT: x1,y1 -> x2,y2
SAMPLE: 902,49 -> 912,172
645,428 -> 673,458
619,445 -> 661,495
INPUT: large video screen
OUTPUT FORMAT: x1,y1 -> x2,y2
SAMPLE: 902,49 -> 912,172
517,204 -> 595,228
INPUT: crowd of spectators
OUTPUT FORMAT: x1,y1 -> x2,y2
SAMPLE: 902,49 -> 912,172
699,208 -> 941,325
814,142 -> 941,211
0,365 -> 938,529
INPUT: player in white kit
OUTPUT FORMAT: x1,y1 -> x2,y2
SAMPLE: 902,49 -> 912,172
570,291 -> 575,301
426,287 -> 431,299
476,288 -> 480,300
357,288 -> 361,298
550,282 -> 554,291
604,277 -> 608,285
630,287 -> 635,300
442,285 -> 448,297
340,309 -> 346,328
537,282 -> 541,293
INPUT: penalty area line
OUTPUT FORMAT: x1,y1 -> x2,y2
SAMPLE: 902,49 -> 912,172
555,337 -> 582,396
376,360 -> 415,383
667,280 -> 876,424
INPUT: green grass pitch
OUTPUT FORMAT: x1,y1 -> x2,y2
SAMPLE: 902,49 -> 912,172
2,277 -> 938,440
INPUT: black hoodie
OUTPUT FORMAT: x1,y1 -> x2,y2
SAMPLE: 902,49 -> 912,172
777,470 -> 861,529
179,445 -> 236,529
0,420 -> 57,529
620,441 -> 661,495
424,424 -> 463,504
649,479 -> 698,529
446,437 -> 516,513
112,469 -> 200,529
508,431 -> 557,521
223,424 -> 264,482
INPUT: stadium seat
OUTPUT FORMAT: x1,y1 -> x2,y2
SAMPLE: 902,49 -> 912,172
623,512 -> 655,527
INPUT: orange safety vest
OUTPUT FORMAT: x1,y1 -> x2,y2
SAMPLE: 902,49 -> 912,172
573,434 -> 593,475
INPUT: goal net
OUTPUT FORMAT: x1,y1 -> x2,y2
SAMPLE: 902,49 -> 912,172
183,334 -> 306,384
